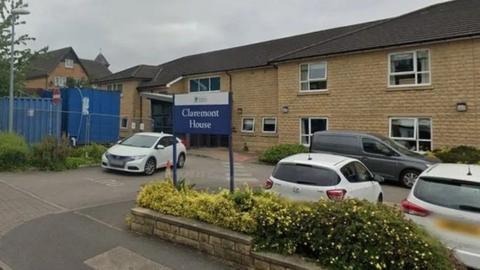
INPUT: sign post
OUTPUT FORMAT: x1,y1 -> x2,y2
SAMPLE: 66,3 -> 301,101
172,92 -> 234,192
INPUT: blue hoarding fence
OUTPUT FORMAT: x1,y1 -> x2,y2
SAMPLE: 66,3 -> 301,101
173,92 -> 234,191
0,97 -> 62,144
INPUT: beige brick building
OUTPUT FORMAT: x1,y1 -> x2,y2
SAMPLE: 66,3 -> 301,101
95,0 -> 480,152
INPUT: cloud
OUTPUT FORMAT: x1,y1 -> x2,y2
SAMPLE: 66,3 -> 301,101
19,0 -> 448,72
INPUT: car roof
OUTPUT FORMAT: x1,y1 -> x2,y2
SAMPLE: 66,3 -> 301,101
313,130 -> 385,139
279,153 -> 356,168
421,163 -> 480,183
133,132 -> 171,137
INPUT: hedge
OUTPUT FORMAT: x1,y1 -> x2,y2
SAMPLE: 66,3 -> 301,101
432,146 -> 480,164
259,144 -> 307,164
137,180 -> 455,270
0,132 -> 29,171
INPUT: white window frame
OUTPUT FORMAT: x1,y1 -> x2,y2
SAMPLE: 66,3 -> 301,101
65,59 -> 74,68
241,117 -> 255,133
54,76 -> 67,87
261,117 -> 277,133
120,117 -> 129,130
299,117 -> 328,146
389,117 -> 432,152
188,76 -> 221,92
388,49 -> 431,88
299,62 -> 328,92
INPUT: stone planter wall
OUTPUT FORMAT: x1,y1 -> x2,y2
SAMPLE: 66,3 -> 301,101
130,207 -> 324,270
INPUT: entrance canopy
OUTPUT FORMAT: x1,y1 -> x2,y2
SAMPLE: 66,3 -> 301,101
140,92 -> 173,103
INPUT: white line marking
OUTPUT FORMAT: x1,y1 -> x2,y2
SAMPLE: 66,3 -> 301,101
0,259 -> 13,270
74,211 -> 124,232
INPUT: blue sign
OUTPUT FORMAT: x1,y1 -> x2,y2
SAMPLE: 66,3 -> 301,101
173,92 -> 231,135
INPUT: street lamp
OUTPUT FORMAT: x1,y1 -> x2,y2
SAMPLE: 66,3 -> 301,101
8,7 -> 30,132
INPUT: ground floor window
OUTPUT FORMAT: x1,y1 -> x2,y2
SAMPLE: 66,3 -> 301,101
300,117 -> 328,146
120,117 -> 128,129
389,117 -> 432,152
241,117 -> 255,133
262,117 -> 277,133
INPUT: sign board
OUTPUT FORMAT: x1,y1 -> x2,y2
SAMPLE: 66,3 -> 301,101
82,97 -> 90,115
173,92 -> 231,135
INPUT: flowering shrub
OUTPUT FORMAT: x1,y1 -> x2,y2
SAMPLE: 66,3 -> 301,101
432,145 -> 480,164
137,180 -> 455,270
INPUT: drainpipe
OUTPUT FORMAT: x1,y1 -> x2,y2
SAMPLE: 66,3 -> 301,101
225,71 -> 232,92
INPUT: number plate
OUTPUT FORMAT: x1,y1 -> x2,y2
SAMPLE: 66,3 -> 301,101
109,159 -> 124,167
436,218 -> 480,236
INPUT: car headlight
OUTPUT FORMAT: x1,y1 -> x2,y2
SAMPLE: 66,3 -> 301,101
131,155 -> 146,160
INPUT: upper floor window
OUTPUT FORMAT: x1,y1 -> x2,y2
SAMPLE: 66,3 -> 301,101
300,62 -> 327,91
189,77 -> 220,92
389,50 -> 430,87
65,59 -> 74,68
54,76 -> 67,87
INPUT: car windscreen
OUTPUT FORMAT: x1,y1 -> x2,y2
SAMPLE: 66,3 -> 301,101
120,135 -> 158,148
272,163 -> 340,186
414,177 -> 480,213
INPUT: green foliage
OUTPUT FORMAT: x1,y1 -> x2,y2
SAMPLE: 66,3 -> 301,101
137,181 -> 455,270
64,156 -> 86,169
31,136 -> 72,171
259,144 -> 307,164
70,143 -> 106,164
0,0 -> 47,96
432,146 -> 480,164
0,132 -> 28,171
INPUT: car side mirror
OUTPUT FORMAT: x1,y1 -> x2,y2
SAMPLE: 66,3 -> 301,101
155,144 -> 165,150
373,174 -> 384,182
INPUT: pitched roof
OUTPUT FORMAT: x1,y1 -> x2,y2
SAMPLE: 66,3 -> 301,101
94,64 -> 160,82
26,47 -> 75,79
94,53 -> 110,67
101,0 -> 480,88
26,47 -> 112,81
79,58 -> 112,80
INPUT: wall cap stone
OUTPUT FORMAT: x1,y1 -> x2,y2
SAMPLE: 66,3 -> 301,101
131,207 -> 253,244
253,252 -> 325,270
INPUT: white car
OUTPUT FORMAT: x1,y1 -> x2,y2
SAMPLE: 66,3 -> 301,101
401,163 -> 480,269
101,132 -> 187,175
265,153 -> 384,203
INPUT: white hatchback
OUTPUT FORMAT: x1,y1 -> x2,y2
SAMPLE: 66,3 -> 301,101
265,153 -> 384,203
101,132 -> 187,175
401,163 -> 480,269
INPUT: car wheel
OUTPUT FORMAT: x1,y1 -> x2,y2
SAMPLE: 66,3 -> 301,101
177,153 -> 186,168
144,158 -> 156,176
377,193 -> 383,204
400,169 -> 420,188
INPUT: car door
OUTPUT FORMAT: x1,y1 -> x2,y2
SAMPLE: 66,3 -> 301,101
155,136 -> 173,167
360,137 -> 398,180
340,161 -> 375,201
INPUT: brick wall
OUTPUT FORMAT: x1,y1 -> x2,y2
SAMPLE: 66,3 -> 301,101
25,77 -> 48,89
277,39 -> 480,149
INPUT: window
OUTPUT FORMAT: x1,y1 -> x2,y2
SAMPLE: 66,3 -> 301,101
273,163 -> 340,186
300,117 -> 328,146
389,50 -> 430,87
362,138 -> 395,156
158,136 -> 175,147
390,117 -> 432,152
262,117 -> 277,133
300,62 -> 327,91
120,118 -> 128,129
414,177 -> 480,212
341,162 -> 372,183
241,117 -> 255,133
65,59 -> 74,68
54,76 -> 67,87
189,77 -> 221,92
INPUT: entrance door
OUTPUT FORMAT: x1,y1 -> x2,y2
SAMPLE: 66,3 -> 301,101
151,100 -> 172,134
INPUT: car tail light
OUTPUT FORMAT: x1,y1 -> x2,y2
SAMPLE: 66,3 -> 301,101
264,178 -> 273,189
400,199 -> 430,217
326,189 -> 346,201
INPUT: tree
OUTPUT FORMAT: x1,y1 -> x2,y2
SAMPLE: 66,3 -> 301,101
0,0 -> 46,96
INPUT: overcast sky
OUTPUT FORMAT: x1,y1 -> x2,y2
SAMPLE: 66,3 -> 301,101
21,0 -> 448,72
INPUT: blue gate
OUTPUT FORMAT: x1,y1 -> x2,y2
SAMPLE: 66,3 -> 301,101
0,97 -> 62,144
